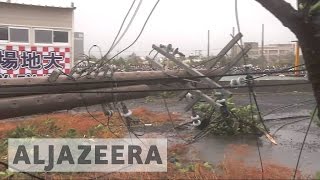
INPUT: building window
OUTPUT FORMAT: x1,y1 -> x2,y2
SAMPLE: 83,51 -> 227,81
35,30 -> 52,44
10,28 -> 29,43
0,27 -> 8,41
53,31 -> 68,43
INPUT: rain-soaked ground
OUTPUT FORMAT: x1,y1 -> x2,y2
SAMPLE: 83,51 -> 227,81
123,91 -> 319,175
64,90 -> 319,175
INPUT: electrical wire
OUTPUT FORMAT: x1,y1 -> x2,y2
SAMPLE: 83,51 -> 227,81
162,96 -> 189,143
101,0 -> 161,65
72,0 -> 140,79
235,0 -> 243,46
79,92 -> 122,138
103,0 -> 137,59
272,117 -> 310,136
293,106 -> 318,180
108,78 -> 133,139
256,137 -> 264,179
251,64 -> 306,81
109,72 -> 146,144
108,0 -> 143,53
1,0 -> 314,178
263,99 -> 315,117
250,85 -> 269,132
247,75 -> 265,179
235,0 -> 263,177
89,45 -> 103,59
108,76 -> 134,140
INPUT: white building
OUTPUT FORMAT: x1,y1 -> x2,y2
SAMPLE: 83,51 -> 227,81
235,42 -> 295,64
0,1 -> 76,78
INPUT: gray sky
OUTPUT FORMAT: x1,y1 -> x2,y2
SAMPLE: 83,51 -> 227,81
8,0 -> 298,57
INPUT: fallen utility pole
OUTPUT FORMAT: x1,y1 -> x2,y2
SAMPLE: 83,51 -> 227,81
152,44 -> 232,98
214,45 -> 251,80
0,85 -> 151,120
208,33 -> 243,69
0,69 -> 225,98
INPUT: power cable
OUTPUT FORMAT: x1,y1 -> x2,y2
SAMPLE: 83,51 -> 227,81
108,0 -> 143,53
293,106 -> 318,180
251,64 -> 306,81
109,73 -> 146,144
103,0 -> 137,59
75,0 -> 140,79
256,137 -> 264,179
89,45 -> 103,59
272,117 -> 310,136
79,93 -> 122,138
235,0 -> 243,46
263,99 -> 315,117
235,0 -> 263,176
101,0 -> 161,65
162,96 -> 189,143
247,75 -> 265,179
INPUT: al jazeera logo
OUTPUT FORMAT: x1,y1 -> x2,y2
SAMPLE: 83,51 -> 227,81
8,138 -> 167,172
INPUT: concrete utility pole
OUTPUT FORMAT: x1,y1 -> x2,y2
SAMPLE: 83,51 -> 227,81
295,41 -> 300,76
261,24 -> 265,58
207,30 -> 210,59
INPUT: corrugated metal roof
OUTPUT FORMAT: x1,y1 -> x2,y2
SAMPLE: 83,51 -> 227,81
0,1 -> 76,10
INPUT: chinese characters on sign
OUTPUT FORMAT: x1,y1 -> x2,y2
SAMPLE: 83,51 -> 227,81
0,46 -> 71,78
0,50 -> 64,70
0,50 -> 19,70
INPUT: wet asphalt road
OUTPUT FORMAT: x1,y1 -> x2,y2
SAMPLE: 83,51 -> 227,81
10,91 -> 318,174
124,92 -> 319,175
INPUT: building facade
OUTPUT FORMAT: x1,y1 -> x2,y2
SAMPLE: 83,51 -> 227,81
234,42 -> 295,64
0,1 -> 76,78
74,32 -> 84,61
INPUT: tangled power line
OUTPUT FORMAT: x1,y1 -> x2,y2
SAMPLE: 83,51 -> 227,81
1,0 -> 316,179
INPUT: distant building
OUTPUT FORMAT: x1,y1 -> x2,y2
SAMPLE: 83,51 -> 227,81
74,32 -> 84,61
0,1 -> 76,78
234,42 -> 295,64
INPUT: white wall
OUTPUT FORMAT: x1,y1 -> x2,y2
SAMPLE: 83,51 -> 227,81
0,2 -> 73,28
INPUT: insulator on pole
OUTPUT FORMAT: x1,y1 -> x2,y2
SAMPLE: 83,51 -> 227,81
192,120 -> 202,127
48,69 -> 62,83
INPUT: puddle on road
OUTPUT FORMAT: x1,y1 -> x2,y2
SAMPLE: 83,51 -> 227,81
193,119 -> 320,175
129,97 -> 320,175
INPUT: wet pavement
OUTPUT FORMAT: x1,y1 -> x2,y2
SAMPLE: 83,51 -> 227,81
126,92 -> 319,175
38,91 -> 319,174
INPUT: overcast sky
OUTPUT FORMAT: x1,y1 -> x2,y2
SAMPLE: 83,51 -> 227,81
5,0 -> 297,57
